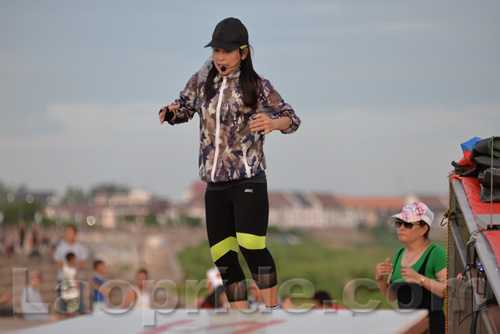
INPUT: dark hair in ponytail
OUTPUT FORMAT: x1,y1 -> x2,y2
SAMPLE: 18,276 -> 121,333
203,47 -> 260,109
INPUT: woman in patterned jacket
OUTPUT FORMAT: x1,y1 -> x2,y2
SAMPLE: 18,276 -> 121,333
159,17 -> 300,310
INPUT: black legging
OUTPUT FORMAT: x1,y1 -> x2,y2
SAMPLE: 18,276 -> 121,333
205,182 -> 277,302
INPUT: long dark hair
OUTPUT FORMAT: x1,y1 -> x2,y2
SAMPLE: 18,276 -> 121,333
203,47 -> 260,109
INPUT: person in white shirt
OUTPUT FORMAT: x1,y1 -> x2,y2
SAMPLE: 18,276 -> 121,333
53,225 -> 88,313
21,271 -> 58,322
61,252 -> 80,314
123,269 -> 152,310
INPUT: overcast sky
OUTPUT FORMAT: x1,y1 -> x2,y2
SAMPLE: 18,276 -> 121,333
1,1 -> 499,202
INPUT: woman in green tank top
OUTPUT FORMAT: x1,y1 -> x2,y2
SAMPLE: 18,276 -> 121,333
375,201 -> 447,334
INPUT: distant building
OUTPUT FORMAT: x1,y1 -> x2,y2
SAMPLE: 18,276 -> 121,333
336,196 -> 406,227
305,193 -> 345,228
10,191 -> 57,206
44,181 -> 448,230
178,181 -> 448,229
46,189 -> 170,228
182,181 -> 206,225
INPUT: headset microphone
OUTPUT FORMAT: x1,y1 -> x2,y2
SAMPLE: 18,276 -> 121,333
220,62 -> 240,72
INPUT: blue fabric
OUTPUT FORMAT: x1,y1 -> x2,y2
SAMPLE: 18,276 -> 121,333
461,137 -> 482,151
92,274 -> 105,303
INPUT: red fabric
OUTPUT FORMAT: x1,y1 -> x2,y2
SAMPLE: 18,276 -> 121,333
457,157 -> 474,171
457,151 -> 475,171
456,176 -> 500,216
453,176 -> 500,268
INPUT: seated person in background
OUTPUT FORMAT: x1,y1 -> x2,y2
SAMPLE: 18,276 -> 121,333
123,269 -> 152,310
312,290 -> 344,310
195,267 -> 223,308
280,295 -> 294,310
200,285 -> 228,309
21,271 -> 57,322
375,202 -> 447,334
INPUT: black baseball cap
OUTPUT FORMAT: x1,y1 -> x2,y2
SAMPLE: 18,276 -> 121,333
205,17 -> 248,50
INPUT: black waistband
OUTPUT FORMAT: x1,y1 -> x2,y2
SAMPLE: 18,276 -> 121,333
206,171 -> 267,191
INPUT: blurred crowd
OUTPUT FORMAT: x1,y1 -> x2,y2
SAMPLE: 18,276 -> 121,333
0,224 -> 342,325
0,222 -> 58,260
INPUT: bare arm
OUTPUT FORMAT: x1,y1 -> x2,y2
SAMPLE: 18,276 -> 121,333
0,293 -> 12,304
375,257 -> 397,302
422,268 -> 447,299
401,266 -> 447,299
77,261 -> 85,272
92,281 -> 110,297
122,289 -> 136,309
91,281 -> 101,292
376,280 -> 397,302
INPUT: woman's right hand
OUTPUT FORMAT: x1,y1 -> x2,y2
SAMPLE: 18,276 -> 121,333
375,257 -> 393,281
159,104 -> 180,124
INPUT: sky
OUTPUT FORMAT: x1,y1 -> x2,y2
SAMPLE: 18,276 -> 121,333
1,0 -> 499,202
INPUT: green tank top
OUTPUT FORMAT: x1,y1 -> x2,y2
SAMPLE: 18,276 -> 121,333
390,243 -> 447,283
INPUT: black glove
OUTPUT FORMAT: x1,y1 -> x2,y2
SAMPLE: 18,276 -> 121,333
159,106 -> 175,122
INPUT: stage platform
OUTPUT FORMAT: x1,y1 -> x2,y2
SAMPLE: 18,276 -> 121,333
6,309 -> 428,334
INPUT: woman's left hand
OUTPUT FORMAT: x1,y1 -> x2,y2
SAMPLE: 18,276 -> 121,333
250,114 -> 292,135
249,113 -> 276,135
401,265 -> 421,285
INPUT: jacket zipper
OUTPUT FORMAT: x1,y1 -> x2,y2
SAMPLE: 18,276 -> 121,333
242,148 -> 251,179
211,76 -> 227,182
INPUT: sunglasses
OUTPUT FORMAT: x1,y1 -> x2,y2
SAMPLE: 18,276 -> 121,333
395,219 -> 422,229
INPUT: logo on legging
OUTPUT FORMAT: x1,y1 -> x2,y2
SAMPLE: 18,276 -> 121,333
244,189 -> 253,193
